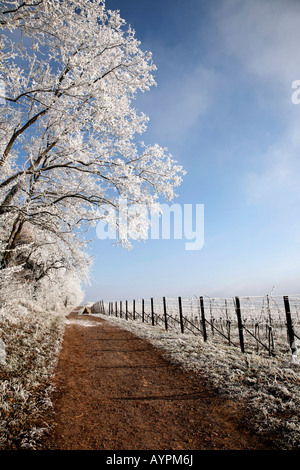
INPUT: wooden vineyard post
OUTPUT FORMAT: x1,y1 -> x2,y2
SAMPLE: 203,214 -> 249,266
235,297 -> 245,353
200,296 -> 207,341
267,295 -> 274,354
209,299 -> 214,335
126,300 -> 128,320
178,297 -> 184,334
142,299 -> 145,323
163,297 -> 168,331
120,301 -> 122,319
151,298 -> 155,326
255,323 -> 259,353
133,299 -> 136,320
115,301 -> 118,317
268,326 -> 273,357
283,296 -> 298,362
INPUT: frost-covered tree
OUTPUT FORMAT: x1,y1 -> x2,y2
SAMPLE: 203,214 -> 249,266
0,0 -> 184,250
0,220 -> 89,310
0,0 -> 184,308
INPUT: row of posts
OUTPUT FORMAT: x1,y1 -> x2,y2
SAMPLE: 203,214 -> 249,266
93,295 -> 298,359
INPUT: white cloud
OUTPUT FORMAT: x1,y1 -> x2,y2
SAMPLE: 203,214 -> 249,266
217,0 -> 300,206
217,0 -> 300,88
244,118 -> 300,205
137,59 -> 219,144
155,65 -> 218,140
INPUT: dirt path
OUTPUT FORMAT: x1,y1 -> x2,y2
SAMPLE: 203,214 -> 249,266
42,310 -> 272,451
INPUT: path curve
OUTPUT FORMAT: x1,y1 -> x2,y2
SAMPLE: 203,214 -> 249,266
42,310 -> 272,451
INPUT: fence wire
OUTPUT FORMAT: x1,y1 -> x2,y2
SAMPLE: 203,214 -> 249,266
92,294 -> 300,360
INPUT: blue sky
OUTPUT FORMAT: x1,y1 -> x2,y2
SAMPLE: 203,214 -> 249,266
84,0 -> 300,302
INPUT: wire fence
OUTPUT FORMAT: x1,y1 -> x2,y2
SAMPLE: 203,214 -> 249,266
91,294 -> 300,361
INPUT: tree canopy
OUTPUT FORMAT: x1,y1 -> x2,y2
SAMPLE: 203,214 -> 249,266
0,0 -> 184,310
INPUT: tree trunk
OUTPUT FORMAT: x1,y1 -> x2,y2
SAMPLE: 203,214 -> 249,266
0,215 -> 25,268
0,182 -> 22,215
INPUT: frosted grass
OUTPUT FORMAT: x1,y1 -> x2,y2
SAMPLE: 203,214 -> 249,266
0,306 -> 66,450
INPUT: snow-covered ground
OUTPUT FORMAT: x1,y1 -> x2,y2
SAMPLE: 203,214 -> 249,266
95,312 -> 300,450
